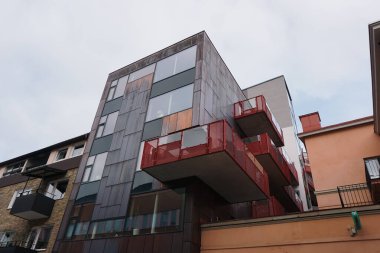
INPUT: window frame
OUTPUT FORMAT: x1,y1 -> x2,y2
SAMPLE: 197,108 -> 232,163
25,226 -> 52,251
71,144 -> 85,157
56,148 -> 68,161
45,179 -> 69,200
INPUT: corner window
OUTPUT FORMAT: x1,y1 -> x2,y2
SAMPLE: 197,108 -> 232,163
45,180 -> 68,200
8,189 -> 32,209
146,84 -> 194,122
153,46 -> 197,82
72,144 -> 85,157
26,227 -> 52,251
96,112 -> 118,138
82,152 -> 108,182
56,148 -> 68,161
107,75 -> 129,101
125,188 -> 184,235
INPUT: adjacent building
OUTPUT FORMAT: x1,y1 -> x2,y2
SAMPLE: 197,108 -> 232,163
0,134 -> 87,252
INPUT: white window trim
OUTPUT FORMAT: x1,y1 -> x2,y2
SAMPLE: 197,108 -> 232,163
45,179 -> 68,200
26,226 -> 52,251
8,189 -> 32,209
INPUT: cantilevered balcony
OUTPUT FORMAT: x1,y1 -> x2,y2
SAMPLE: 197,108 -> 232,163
252,196 -> 285,219
246,134 -> 297,187
10,190 -> 55,220
288,162 -> 299,186
141,120 -> 270,203
0,244 -> 37,253
234,96 -> 284,147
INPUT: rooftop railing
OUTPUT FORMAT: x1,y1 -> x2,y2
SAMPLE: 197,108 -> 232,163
141,120 -> 270,198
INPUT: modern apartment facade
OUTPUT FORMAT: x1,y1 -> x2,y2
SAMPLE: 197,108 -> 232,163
42,31 -> 306,253
0,134 -> 87,253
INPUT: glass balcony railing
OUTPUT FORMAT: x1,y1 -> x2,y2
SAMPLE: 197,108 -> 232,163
141,120 -> 270,202
234,95 -> 284,146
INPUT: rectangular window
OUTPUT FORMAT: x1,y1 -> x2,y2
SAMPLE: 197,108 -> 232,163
72,144 -> 85,157
26,227 -> 52,251
8,189 -> 32,209
56,148 -> 68,161
153,46 -> 197,82
146,84 -> 194,122
365,157 -> 380,179
96,111 -> 118,138
125,189 -> 184,235
82,152 -> 108,182
0,231 -> 14,247
88,218 -> 124,239
107,75 -> 129,101
4,161 -> 25,176
128,64 -> 156,83
45,180 -> 68,200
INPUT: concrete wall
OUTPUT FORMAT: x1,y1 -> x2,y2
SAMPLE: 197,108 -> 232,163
304,123 -> 380,209
201,206 -> 380,253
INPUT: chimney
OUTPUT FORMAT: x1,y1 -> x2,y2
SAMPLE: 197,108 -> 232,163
299,112 -> 321,132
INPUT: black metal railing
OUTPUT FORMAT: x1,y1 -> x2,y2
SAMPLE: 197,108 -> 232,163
337,183 -> 373,208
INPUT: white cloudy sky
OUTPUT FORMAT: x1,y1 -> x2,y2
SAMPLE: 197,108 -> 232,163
0,0 -> 379,161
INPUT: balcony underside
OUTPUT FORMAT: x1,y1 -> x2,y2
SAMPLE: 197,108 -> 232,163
235,112 -> 283,147
10,193 -> 55,220
271,186 -> 300,212
255,154 -> 290,187
143,151 -> 268,203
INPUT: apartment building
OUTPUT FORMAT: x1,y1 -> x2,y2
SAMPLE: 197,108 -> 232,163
44,31 -> 306,253
0,134 -> 87,253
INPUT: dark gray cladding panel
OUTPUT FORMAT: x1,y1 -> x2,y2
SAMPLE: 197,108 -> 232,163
102,97 -> 123,116
150,68 -> 196,98
89,135 -> 113,156
142,118 -> 163,141
76,181 -> 101,204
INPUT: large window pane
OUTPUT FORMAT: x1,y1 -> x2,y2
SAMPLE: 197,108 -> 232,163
114,75 -> 129,98
103,111 -> 118,136
89,152 -> 108,181
146,84 -> 194,121
154,46 -> 197,82
126,189 -> 184,235
129,64 -> 156,83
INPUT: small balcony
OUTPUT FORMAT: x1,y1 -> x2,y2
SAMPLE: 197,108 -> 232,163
252,196 -> 285,219
234,96 -> 284,147
288,162 -> 299,186
10,191 -> 55,220
281,185 -> 303,212
141,120 -> 270,203
246,134 -> 297,187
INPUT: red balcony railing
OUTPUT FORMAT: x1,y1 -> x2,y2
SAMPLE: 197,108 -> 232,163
234,95 -> 284,146
287,162 -> 299,186
284,185 -> 303,212
247,134 -> 292,184
252,196 -> 285,219
141,120 -> 270,199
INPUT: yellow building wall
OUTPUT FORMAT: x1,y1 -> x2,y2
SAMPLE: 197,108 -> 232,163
304,123 -> 380,209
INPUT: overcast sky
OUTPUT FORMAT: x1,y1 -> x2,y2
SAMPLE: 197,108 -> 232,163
0,0 -> 379,161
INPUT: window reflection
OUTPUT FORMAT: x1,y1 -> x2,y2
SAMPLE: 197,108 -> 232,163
146,84 -> 194,122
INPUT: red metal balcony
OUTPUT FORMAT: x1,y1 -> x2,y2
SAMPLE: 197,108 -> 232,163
252,196 -> 285,219
234,95 -> 284,147
288,162 -> 299,186
246,134 -> 297,187
141,120 -> 270,203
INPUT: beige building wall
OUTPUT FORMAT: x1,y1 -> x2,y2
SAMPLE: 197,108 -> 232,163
303,123 -> 380,209
201,206 -> 380,253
